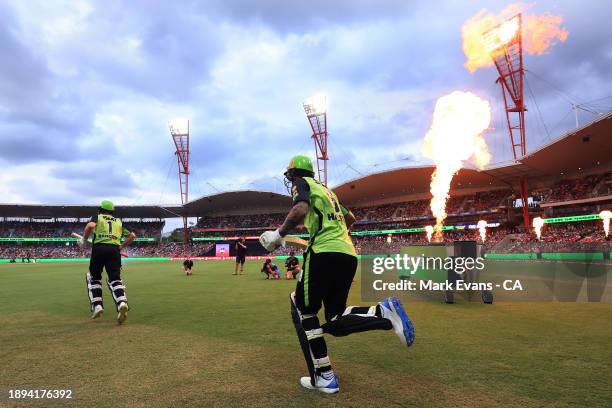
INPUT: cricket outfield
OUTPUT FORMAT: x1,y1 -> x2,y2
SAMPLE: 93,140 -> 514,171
1,260 -> 611,407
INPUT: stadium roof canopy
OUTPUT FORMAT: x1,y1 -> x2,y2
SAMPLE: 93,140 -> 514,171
0,191 -> 291,219
335,111 -> 612,206
182,191 -> 292,216
333,166 -> 505,206
0,204 -> 183,219
484,111 -> 612,182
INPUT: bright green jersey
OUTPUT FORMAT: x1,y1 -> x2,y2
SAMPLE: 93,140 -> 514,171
292,177 -> 356,256
92,214 -> 130,246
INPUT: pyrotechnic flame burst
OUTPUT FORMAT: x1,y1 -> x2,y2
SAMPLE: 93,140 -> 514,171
425,225 -> 434,243
477,220 -> 487,242
600,210 -> 612,238
462,3 -> 569,72
532,216 -> 544,240
422,91 -> 492,241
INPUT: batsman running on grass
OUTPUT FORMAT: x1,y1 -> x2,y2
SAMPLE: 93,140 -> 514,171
260,155 -> 415,394
80,200 -> 136,324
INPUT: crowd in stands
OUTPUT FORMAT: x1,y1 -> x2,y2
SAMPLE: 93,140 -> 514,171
2,171 -> 611,259
464,190 -> 509,213
195,192 -> 511,234
124,221 -> 164,238
195,214 -> 285,230
351,200 -> 429,223
193,189 -> 517,233
0,245 -> 89,260
0,220 -> 164,238
1,221 -> 609,259
351,190 -> 513,226
350,227 -> 510,254
0,221 -> 76,238
0,242 -> 214,260
542,172 -> 612,203
124,242 -> 214,258
190,172 -> 612,234
490,222 -> 611,253
348,221 -> 611,254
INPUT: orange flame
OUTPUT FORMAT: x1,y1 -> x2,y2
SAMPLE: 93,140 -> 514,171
532,216 -> 544,240
600,210 -> 611,237
425,225 -> 434,243
463,3 -> 569,72
422,91 -> 492,241
477,220 -> 487,242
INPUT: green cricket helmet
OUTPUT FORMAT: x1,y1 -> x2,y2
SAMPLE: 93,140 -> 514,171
285,155 -> 314,178
99,200 -> 115,212
284,155 -> 315,192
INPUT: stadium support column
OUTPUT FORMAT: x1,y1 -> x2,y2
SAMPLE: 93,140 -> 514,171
485,13 -> 530,231
169,119 -> 190,243
303,94 -> 329,186
518,176 -> 530,232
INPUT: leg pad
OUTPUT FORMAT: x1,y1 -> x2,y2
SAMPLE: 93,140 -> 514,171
290,292 -> 317,386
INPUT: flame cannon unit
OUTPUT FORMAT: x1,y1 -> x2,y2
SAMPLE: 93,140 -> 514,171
398,241 -> 494,304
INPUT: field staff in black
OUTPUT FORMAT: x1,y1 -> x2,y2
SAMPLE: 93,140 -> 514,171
234,237 -> 247,275
81,200 -> 136,324
183,259 -> 194,276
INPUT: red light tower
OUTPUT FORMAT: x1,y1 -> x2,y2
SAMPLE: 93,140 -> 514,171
303,94 -> 329,186
484,13 -> 530,231
169,119 -> 190,243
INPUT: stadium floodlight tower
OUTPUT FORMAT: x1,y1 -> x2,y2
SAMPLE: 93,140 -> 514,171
168,118 -> 190,243
303,93 -> 329,186
483,13 -> 530,231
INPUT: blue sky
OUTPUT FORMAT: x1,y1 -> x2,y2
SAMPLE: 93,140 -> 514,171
1,0 -> 611,211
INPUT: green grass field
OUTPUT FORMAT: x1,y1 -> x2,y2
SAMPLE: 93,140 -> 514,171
1,260 -> 611,407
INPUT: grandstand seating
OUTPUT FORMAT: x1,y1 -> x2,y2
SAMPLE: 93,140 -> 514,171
0,219 -> 168,259
489,221 -> 611,253
542,172 -> 612,203
0,242 -> 213,260
0,220 -> 164,238
192,172 -> 611,234
2,171 -> 611,259
195,214 -> 285,230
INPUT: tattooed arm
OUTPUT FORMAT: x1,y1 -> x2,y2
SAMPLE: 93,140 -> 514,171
279,201 -> 309,237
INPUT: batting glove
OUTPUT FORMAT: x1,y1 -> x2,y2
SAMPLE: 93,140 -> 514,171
259,229 -> 284,252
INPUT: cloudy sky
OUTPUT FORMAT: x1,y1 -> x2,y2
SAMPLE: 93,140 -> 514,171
1,0 -> 611,213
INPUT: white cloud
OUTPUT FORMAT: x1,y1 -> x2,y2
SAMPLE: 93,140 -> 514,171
0,0 -> 610,215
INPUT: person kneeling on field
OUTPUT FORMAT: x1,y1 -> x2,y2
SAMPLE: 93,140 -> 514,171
261,259 -> 280,279
285,252 -> 300,280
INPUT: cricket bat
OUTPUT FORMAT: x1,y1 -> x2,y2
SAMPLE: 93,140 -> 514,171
283,236 -> 309,249
72,232 -> 128,257
71,232 -> 90,244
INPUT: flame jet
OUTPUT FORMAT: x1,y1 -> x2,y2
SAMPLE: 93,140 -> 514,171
600,210 -> 611,238
532,217 -> 544,240
477,220 -> 487,242
425,225 -> 434,243
422,91 -> 492,241
463,3 -> 569,73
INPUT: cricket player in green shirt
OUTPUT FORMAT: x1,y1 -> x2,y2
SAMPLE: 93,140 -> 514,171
260,155 -> 415,394
81,200 -> 136,324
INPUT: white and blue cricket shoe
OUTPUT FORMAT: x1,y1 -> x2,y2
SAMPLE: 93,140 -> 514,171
379,296 -> 415,346
117,302 -> 129,325
300,371 -> 339,394
91,305 -> 104,320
